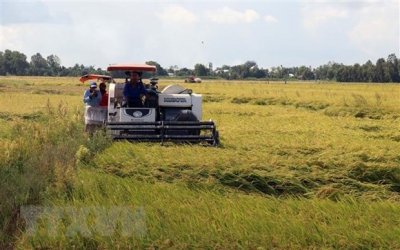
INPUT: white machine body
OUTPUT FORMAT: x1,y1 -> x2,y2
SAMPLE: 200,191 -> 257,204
107,83 -> 202,122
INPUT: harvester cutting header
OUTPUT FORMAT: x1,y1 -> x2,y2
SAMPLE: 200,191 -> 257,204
82,63 -> 219,146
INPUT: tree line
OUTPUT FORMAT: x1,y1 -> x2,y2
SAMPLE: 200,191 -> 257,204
0,49 -> 398,83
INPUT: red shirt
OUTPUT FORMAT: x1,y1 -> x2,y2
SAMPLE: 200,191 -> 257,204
99,92 -> 108,106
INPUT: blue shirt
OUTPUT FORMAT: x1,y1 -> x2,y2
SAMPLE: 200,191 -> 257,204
83,89 -> 102,106
123,82 -> 148,100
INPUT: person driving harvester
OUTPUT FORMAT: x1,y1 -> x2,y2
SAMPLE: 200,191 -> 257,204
122,72 -> 148,107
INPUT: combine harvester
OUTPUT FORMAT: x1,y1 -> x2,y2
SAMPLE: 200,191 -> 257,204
82,63 -> 219,146
184,75 -> 202,83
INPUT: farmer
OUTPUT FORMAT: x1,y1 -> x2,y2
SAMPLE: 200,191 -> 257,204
122,72 -> 148,107
99,79 -> 108,106
83,82 -> 103,132
83,82 -> 102,106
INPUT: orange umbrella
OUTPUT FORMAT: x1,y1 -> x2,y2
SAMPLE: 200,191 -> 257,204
107,63 -> 156,72
79,74 -> 112,83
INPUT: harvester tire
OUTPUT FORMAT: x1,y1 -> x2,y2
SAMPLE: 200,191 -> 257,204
174,110 -> 200,136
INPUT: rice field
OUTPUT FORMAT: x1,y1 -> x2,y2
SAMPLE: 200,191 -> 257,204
0,76 -> 399,249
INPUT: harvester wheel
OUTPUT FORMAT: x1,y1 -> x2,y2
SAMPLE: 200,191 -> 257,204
174,110 -> 200,136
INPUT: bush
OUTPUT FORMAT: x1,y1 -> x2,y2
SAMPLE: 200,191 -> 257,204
0,101 -> 89,245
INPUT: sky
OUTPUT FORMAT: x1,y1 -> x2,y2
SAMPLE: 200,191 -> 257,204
0,0 -> 399,71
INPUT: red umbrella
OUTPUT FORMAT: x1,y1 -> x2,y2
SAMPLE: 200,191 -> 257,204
79,74 -> 112,83
106,63 -> 157,72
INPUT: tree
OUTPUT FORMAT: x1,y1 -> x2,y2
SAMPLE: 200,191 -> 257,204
0,52 -> 4,75
2,50 -> 14,74
215,65 -> 231,79
251,67 -> 267,78
297,65 -> 315,80
387,53 -> 399,83
13,51 -> 29,75
29,53 -> 49,75
0,49 -> 398,82
336,66 -> 346,82
374,58 -> 389,82
176,67 -> 193,76
352,63 -> 362,82
0,50 -> 29,75
244,61 -> 257,69
167,66 -> 174,74
68,63 -> 85,77
58,66 -> 70,76
146,61 -> 168,76
168,65 -> 179,75
314,61 -> 341,81
230,65 -> 247,79
194,63 -> 208,76
228,61 -> 262,79
47,55 -> 61,76
362,60 -> 374,82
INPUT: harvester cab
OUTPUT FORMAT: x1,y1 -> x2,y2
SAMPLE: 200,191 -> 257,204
84,63 -> 219,146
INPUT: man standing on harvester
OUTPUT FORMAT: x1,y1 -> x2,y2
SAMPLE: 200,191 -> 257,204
83,82 -> 102,106
82,81 -> 103,132
123,72 -> 148,107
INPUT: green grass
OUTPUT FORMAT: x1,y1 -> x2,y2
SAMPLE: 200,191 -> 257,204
15,170 -> 400,249
0,76 -> 399,249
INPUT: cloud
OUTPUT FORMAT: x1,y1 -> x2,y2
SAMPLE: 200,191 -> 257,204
205,7 -> 259,24
2,2 -> 49,25
0,26 -> 24,50
299,0 -> 398,63
348,4 -> 399,57
1,0 -> 397,71
264,15 -> 278,23
302,5 -> 348,30
1,2 -> 71,25
156,5 -> 197,24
